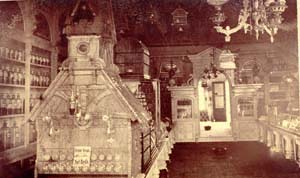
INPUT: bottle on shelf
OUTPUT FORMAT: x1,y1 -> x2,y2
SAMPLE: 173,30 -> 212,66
1,94 -> 7,116
36,71 -> 40,86
2,121 -> 11,150
9,49 -> 14,60
0,47 -> 4,57
46,73 -> 50,86
3,65 -> 8,84
6,122 -> 13,150
21,69 -> 25,85
12,121 -> 21,148
7,65 -> 12,84
0,94 -> 3,116
16,94 -> 23,114
14,50 -> 19,61
11,94 -> 17,115
7,94 -> 12,115
30,70 -> 34,86
18,51 -> 23,61
30,54 -> 34,64
5,47 -> 10,59
0,65 -> 3,83
46,57 -> 50,66
13,67 -> 18,85
40,72 -> 44,87
17,68 -> 22,85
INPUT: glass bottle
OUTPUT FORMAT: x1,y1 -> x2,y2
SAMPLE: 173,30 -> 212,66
6,121 -> 13,149
37,56 -> 41,65
41,57 -> 45,66
46,57 -> 50,66
3,65 -> 8,84
5,47 -> 10,59
34,55 -> 38,64
11,94 -> 17,115
14,50 -> 19,61
17,68 -> 22,85
13,68 -> 18,85
2,121 -> 10,150
21,69 -> 25,85
16,94 -> 22,114
69,90 -> 76,115
0,46 -> 4,57
7,94 -> 12,115
39,72 -> 43,87
12,121 -> 20,148
30,71 -> 34,86
18,51 -> 23,61
9,67 -> 14,85
46,73 -> 50,86
0,93 -> 3,116
35,71 -> 40,86
2,94 -> 7,116
0,122 -> 5,151
0,65 -> 3,83
10,49 -> 14,60
30,54 -> 34,64
7,66 -> 12,84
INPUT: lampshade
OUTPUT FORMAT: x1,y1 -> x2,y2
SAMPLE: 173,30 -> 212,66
207,0 -> 229,6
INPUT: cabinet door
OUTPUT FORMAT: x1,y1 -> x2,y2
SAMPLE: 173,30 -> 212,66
212,82 -> 226,121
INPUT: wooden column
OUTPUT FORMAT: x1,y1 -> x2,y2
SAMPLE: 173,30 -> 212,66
297,0 -> 300,115
23,1 -> 33,147
267,130 -> 272,147
284,136 -> 294,159
274,131 -> 282,152
50,46 -> 58,80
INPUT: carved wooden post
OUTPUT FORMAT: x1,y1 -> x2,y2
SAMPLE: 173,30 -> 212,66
283,136 -> 294,159
267,130 -> 272,147
274,131 -> 282,152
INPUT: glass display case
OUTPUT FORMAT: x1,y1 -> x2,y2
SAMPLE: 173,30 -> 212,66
176,99 -> 192,119
237,97 -> 254,117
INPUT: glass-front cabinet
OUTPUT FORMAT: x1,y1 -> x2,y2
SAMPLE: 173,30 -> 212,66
176,99 -> 192,119
169,86 -> 196,142
237,97 -> 255,118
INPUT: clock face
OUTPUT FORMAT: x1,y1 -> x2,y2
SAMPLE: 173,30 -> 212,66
77,42 -> 90,55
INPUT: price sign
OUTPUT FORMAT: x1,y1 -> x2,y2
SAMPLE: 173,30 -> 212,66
73,146 -> 91,167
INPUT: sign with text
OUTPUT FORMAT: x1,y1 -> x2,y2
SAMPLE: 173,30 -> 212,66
73,146 -> 91,167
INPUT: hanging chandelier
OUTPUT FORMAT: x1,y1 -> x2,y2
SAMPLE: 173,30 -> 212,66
207,0 -> 287,43
201,48 -> 223,88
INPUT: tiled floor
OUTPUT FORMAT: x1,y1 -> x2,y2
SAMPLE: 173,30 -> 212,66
162,142 -> 300,178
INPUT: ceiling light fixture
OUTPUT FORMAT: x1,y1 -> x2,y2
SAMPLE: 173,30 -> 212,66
207,0 -> 287,43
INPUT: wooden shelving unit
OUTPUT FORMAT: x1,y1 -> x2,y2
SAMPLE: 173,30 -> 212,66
0,30 -> 57,167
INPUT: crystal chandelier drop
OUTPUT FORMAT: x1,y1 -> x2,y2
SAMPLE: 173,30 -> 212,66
207,0 -> 288,43
201,48 -> 223,88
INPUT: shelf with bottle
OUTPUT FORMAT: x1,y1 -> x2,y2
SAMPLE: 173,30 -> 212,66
30,54 -> 51,68
0,93 -> 25,118
0,119 -> 26,152
31,46 -> 51,68
0,64 -> 26,87
30,68 -> 51,88
0,46 -> 25,64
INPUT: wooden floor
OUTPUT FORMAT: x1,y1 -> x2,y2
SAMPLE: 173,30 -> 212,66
161,142 -> 300,178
